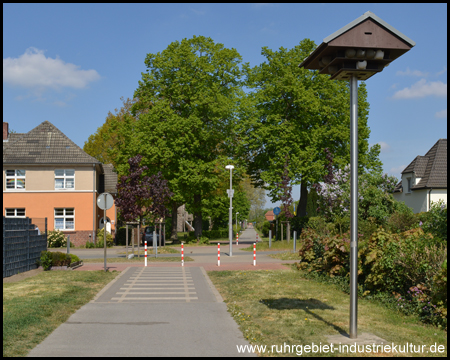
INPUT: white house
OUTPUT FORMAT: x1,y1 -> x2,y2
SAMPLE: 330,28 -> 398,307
393,139 -> 447,213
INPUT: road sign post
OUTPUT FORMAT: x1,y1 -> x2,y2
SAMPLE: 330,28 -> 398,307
97,193 -> 114,272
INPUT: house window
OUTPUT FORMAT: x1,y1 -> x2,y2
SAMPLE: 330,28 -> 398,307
407,177 -> 412,193
55,170 -> 75,190
54,208 -> 74,230
5,170 -> 26,190
5,208 -> 26,217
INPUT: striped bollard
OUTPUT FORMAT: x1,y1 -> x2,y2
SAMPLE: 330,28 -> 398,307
181,243 -> 184,267
218,243 -> 220,266
145,241 -> 147,267
236,233 -> 239,245
253,243 -> 256,266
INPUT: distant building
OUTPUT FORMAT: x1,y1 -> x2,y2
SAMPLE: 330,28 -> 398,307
393,139 -> 447,213
3,121 -> 118,246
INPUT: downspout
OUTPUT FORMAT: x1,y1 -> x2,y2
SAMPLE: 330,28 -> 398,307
93,163 -> 96,244
428,188 -> 432,212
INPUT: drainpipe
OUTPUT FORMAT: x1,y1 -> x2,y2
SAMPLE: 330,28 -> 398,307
93,164 -> 96,244
428,188 -> 432,212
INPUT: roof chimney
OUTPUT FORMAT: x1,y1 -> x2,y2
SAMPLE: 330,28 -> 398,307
3,122 -> 8,141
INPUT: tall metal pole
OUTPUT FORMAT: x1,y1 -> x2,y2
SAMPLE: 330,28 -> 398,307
229,168 -> 233,257
104,193 -> 107,272
349,74 -> 359,339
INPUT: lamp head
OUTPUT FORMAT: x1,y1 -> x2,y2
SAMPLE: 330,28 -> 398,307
225,165 -> 234,170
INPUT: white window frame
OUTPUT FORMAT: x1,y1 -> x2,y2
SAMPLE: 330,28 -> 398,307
54,208 -> 75,230
5,170 -> 26,190
54,169 -> 75,190
5,208 -> 26,217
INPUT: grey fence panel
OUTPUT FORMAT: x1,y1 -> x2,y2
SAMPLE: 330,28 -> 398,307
3,217 -> 47,278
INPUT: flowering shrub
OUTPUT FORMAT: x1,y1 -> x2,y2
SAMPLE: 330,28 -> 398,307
421,200 -> 447,241
396,284 -> 446,329
47,230 -> 67,248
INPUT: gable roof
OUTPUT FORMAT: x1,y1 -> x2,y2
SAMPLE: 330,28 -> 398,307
323,11 -> 416,47
3,121 -> 101,165
393,139 -> 447,192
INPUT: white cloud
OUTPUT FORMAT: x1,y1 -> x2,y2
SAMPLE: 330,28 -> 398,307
390,165 -> 406,175
396,67 -> 428,77
392,79 -> 447,99
377,141 -> 391,153
435,109 -> 447,118
3,47 -> 100,90
436,67 -> 447,76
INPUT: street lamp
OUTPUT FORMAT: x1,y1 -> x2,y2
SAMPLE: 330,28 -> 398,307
225,164 -> 234,256
299,11 -> 414,339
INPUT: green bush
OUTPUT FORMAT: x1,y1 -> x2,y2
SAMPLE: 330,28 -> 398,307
421,200 -> 447,241
386,203 -> 417,233
85,241 -> 95,248
115,226 -> 133,245
69,254 -> 80,263
198,236 -> 210,245
39,251 -> 53,270
260,221 -> 271,237
95,228 -> 114,248
51,252 -> 71,267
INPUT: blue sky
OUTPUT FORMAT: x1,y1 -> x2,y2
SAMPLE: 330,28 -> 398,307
3,3 -> 447,209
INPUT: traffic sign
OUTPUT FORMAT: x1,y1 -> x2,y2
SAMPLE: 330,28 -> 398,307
273,207 -> 281,215
97,193 -> 114,210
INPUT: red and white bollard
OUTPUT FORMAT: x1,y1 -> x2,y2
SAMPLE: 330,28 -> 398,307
145,241 -> 147,267
181,243 -> 184,267
218,243 -> 220,266
236,232 -> 239,245
253,242 -> 256,266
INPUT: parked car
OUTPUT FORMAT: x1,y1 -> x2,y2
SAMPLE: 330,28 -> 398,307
142,226 -> 164,246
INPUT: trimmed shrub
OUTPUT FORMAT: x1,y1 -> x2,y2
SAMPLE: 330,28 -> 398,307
51,252 -> 71,266
69,254 -> 80,263
39,251 -> 53,270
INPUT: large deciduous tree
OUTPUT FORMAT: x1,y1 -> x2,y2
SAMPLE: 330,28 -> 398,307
131,35 -> 243,238
237,39 -> 382,219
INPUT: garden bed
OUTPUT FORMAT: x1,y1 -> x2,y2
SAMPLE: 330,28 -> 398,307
38,261 -> 83,271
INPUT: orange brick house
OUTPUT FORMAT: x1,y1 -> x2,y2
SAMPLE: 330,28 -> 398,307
3,121 -> 118,246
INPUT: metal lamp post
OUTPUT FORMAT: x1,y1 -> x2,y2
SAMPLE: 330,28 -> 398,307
299,11 -> 414,339
226,165 -> 234,256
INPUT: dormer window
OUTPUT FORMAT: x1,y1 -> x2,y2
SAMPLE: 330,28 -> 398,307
406,177 -> 412,193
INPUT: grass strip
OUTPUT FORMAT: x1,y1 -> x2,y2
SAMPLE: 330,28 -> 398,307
207,268 -> 447,357
116,247 -> 179,255
82,256 -> 194,263
241,240 -> 300,252
3,270 -> 119,357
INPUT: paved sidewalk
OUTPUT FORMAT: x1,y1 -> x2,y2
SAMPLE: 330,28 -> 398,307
27,228 -> 298,357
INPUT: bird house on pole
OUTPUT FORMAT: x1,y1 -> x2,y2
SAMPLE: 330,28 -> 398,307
299,11 -> 415,80
299,11 -> 415,340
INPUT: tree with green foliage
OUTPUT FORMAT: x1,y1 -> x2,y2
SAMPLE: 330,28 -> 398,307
128,35 -> 244,238
83,97 -> 141,167
237,39 -> 382,220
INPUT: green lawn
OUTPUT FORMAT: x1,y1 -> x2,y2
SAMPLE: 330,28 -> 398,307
3,271 -> 119,357
208,268 -> 447,357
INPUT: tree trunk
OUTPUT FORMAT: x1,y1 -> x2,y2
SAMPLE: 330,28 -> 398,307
170,202 -> 179,241
193,193 -> 202,238
297,182 -> 308,217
